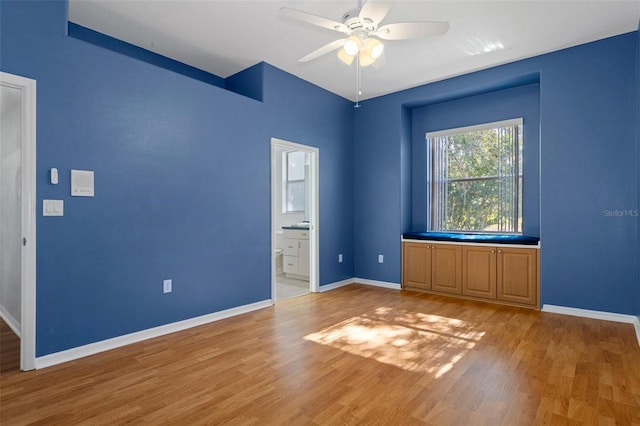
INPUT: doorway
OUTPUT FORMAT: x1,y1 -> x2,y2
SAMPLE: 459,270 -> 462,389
270,138 -> 318,302
0,72 -> 36,371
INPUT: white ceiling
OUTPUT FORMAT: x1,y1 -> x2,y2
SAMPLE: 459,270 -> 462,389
68,1 -> 640,101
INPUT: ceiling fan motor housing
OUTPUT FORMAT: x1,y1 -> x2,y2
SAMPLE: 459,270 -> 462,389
342,8 -> 377,33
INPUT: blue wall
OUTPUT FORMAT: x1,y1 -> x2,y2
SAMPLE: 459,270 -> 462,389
1,0 -> 638,357
261,64 -> 355,285
225,63 -> 263,101
637,22 -> 640,321
67,22 -> 226,89
0,0 -> 353,356
355,33 -> 639,315
410,84 -> 540,236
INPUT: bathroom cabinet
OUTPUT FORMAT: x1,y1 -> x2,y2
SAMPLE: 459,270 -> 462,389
283,229 -> 309,279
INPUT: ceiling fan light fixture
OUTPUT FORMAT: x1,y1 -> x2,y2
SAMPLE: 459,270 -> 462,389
357,38 -> 384,67
366,37 -> 384,59
343,36 -> 360,56
337,47 -> 355,65
358,51 -> 376,67
373,43 -> 384,59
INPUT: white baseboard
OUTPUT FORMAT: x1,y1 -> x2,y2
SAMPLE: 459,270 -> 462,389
318,278 -> 355,292
355,278 -> 402,290
0,304 -> 21,338
542,304 -> 640,347
317,277 -> 402,292
35,299 -> 273,369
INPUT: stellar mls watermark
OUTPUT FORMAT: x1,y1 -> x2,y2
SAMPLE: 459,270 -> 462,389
603,209 -> 639,217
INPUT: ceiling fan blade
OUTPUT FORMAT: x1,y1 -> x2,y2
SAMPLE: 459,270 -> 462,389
280,7 -> 349,34
374,22 -> 449,40
359,1 -> 391,26
299,39 -> 347,63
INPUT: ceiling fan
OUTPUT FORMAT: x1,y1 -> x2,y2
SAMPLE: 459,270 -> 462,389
280,1 -> 449,67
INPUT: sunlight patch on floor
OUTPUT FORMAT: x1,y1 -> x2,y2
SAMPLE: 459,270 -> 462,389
304,307 -> 485,376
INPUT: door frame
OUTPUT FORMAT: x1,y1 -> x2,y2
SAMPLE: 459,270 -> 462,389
1,72 -> 37,371
270,138 -> 319,300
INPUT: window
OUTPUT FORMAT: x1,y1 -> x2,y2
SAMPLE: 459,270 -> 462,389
283,151 -> 306,213
428,118 -> 523,234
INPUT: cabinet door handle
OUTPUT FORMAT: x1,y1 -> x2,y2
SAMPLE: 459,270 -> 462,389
491,250 -> 495,253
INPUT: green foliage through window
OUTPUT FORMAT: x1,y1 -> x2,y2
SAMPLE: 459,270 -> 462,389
428,119 -> 523,233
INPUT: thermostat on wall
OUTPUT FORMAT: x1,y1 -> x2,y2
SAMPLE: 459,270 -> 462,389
50,168 -> 58,185
71,169 -> 94,197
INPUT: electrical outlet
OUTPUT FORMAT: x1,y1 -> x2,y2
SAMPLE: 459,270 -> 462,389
339,254 -> 343,263
378,254 -> 384,263
163,279 -> 172,294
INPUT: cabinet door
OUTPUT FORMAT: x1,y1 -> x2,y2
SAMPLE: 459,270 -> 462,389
462,246 -> 497,299
497,248 -> 537,306
283,255 -> 298,274
403,243 -> 431,289
284,229 -> 309,240
298,239 -> 310,277
283,238 -> 298,256
431,244 -> 462,294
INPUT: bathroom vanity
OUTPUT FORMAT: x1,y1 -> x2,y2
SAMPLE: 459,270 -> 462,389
282,227 -> 309,280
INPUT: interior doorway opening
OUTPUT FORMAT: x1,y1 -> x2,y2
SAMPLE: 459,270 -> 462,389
270,138 -> 319,302
0,71 -> 36,371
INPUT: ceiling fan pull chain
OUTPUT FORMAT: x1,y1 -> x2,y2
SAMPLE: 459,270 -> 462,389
355,53 -> 361,108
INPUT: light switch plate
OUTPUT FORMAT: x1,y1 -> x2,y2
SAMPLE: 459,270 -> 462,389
43,199 -> 64,216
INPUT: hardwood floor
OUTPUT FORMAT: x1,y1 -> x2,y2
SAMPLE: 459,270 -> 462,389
0,319 -> 20,374
1,284 -> 639,425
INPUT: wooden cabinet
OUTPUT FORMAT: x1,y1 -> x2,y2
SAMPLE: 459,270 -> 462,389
462,246 -> 497,299
283,229 -> 310,279
403,241 -> 539,309
402,242 -> 461,294
431,244 -> 462,294
403,243 -> 431,289
497,247 -> 537,306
